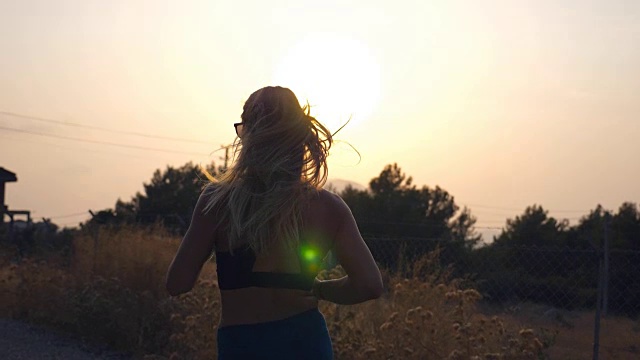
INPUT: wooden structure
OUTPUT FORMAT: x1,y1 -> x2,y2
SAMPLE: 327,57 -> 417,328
0,167 -> 30,225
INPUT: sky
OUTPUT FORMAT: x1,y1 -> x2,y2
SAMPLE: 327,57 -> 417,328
1,0 -> 639,241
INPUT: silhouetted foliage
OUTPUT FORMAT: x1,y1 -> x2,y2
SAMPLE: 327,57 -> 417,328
493,205 -> 569,247
473,203 -> 640,315
0,220 -> 73,262
36,159 -> 638,315
339,163 -> 481,272
84,162 -> 218,232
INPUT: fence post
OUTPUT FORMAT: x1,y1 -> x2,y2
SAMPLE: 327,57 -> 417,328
89,210 -> 99,275
8,215 -> 18,261
592,233 -> 603,360
602,217 -> 610,317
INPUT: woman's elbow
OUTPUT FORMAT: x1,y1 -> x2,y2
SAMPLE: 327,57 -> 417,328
369,270 -> 385,299
367,281 -> 384,300
358,278 -> 384,300
166,285 -> 186,297
166,276 -> 193,296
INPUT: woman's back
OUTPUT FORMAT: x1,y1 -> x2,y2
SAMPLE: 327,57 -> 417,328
215,188 -> 337,326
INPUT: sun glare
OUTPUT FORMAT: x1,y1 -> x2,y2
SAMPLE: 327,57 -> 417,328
273,33 -> 381,132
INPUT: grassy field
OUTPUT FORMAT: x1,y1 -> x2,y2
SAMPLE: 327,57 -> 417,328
1,225 -> 637,359
483,303 -> 640,360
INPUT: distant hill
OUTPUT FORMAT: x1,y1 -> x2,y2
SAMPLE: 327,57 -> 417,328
325,179 -> 367,193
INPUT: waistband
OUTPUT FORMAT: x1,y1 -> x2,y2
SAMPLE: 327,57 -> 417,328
218,308 -> 323,331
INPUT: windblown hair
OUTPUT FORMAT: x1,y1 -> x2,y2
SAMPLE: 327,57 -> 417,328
203,86 -> 333,254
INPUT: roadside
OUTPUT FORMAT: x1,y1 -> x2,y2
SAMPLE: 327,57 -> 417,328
0,318 -> 132,360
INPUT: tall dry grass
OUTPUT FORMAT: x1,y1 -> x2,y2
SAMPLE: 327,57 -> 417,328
1,225 -> 553,359
317,255 -> 552,359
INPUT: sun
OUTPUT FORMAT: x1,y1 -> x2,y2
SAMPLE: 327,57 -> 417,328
273,33 -> 381,132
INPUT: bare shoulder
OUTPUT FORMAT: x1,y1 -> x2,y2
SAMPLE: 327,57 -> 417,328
312,188 -> 352,218
201,182 -> 220,198
304,189 -> 353,249
314,188 -> 343,206
197,183 -> 222,215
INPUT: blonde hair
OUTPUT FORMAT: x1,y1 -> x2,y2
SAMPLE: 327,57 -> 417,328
203,86 -> 333,254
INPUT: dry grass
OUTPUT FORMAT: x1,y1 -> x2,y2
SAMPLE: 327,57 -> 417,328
480,302 -> 640,360
3,225 -> 636,359
317,255 -> 549,359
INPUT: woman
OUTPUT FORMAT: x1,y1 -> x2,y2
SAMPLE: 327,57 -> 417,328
166,86 -> 383,359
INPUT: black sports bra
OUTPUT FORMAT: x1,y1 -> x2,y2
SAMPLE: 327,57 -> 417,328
215,243 -> 322,291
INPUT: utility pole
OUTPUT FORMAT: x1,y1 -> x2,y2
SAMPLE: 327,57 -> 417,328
220,144 -> 233,170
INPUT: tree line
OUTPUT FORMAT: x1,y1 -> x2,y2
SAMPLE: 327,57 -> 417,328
10,161 -> 639,315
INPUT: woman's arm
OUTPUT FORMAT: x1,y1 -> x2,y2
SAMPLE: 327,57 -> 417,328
313,193 -> 383,305
166,191 -> 217,296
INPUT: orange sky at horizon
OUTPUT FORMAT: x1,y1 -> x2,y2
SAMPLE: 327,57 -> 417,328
1,0 -> 639,241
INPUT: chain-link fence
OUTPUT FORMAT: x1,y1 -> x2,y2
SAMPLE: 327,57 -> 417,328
6,217 -> 638,319
362,236 -> 640,313
361,235 -> 640,359
4,211 -> 639,358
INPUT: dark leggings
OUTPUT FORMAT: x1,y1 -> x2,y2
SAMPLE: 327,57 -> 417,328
217,308 -> 333,360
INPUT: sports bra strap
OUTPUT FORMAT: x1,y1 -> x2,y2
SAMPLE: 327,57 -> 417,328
215,240 -> 322,291
249,272 -> 315,290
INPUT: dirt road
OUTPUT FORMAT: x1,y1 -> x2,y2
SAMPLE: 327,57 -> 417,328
0,319 -> 131,360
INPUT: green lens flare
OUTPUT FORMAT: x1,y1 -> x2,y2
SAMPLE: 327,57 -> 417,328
303,249 -> 317,261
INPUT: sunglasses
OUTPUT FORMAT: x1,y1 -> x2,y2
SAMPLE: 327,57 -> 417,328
234,122 -> 244,138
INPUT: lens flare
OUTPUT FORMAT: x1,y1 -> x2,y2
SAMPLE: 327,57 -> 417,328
303,248 -> 317,261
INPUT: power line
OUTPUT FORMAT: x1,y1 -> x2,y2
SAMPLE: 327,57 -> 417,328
0,111 -> 213,144
49,211 -> 89,219
58,220 -> 84,227
463,203 -> 589,214
471,213 -> 586,222
0,133 -> 168,161
0,125 -> 209,156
